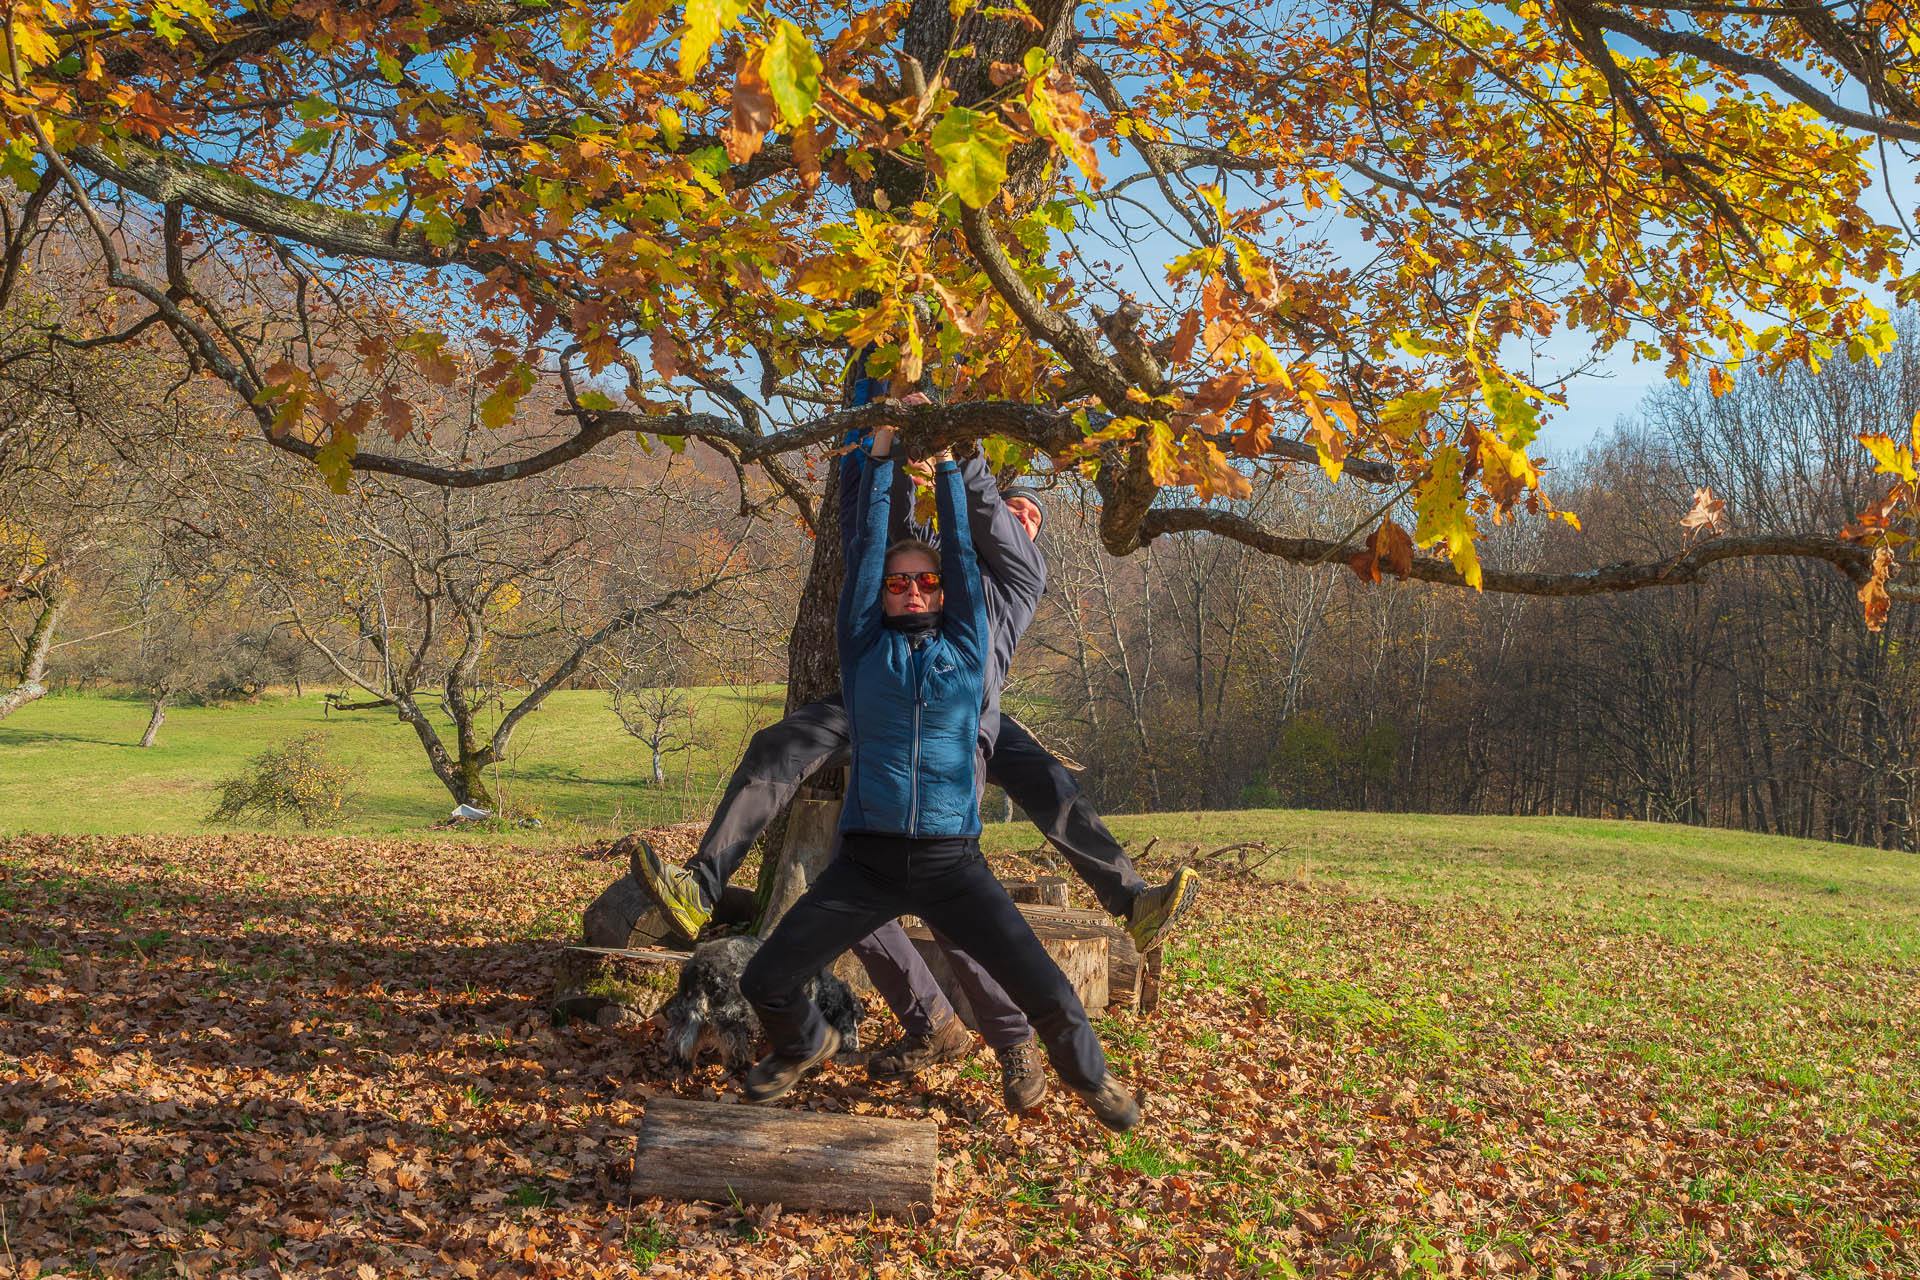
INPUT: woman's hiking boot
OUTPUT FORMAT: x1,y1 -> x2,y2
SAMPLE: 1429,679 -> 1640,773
865,1015 -> 973,1081
996,1039 -> 1048,1112
744,1025 -> 841,1103
1125,866 -> 1201,954
1071,1075 -> 1143,1132
628,838 -> 713,946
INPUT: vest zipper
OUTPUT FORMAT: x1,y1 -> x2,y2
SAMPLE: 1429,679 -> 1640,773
907,694 -> 921,836
907,638 -> 933,835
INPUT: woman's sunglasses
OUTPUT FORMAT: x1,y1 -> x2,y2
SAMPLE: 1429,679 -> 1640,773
883,571 -> 943,594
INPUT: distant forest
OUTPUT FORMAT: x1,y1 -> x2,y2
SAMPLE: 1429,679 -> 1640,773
1018,335 -> 1919,851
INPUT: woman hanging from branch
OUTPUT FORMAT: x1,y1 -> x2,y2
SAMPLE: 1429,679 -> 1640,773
736,422 -> 1141,1131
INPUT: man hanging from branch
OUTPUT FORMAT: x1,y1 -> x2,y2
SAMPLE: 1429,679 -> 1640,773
629,364 -> 1199,1109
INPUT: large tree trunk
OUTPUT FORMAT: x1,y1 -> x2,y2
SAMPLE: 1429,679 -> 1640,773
784,458 -> 848,713
397,693 -> 497,810
757,0 -> 1084,923
0,581 -> 65,723
451,750 -> 497,811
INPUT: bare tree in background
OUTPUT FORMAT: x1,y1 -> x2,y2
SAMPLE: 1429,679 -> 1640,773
600,635 -> 696,787
0,252 -> 222,721
208,416 -> 767,812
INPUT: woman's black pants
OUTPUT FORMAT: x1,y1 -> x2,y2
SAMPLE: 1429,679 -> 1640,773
739,835 -> 1109,1093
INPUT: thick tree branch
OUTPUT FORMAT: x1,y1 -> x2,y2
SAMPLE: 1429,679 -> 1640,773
74,140 -> 450,266
957,205 -> 1132,413
283,394 -> 1396,494
1143,506 -> 1880,594
1563,2 -> 1920,143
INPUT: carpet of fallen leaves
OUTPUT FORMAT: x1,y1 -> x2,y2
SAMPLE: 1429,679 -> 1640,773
1,830 -> 1916,1280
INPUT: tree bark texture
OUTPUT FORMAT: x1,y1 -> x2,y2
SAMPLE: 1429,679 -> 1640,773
784,456 -> 846,714
631,1098 -> 938,1218
138,698 -> 167,748
0,581 -> 64,723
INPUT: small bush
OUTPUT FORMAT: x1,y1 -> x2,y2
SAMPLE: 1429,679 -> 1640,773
207,732 -> 355,828
1237,780 -> 1281,810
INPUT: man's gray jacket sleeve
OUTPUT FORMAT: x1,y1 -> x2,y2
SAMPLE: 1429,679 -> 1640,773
957,453 -> 1046,742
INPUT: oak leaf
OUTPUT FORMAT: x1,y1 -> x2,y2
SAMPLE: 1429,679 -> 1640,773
678,0 -> 748,79
1859,545 -> 1894,632
931,108 -> 1015,209
764,21 -> 822,128
724,56 -> 774,163
1348,519 -> 1415,584
649,325 -> 684,381
1680,486 -> 1727,537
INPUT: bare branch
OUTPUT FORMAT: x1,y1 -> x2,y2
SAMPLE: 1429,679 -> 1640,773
1142,506 -> 1880,594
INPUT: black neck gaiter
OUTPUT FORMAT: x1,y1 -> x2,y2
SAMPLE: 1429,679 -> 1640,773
882,610 -> 940,637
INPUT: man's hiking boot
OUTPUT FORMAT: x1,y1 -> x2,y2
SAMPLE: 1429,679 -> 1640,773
996,1039 -> 1048,1113
744,1025 -> 841,1103
865,1015 -> 973,1082
1125,865 -> 1201,954
1072,1075 -> 1143,1132
629,838 -> 712,947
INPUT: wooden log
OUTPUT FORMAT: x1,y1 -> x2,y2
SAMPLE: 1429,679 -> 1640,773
631,1098 -> 937,1217
1004,876 -> 1070,908
1141,946 -> 1163,1013
579,871 -> 680,949
552,945 -> 689,1021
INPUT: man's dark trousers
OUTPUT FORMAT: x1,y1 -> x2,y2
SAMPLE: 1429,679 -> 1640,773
850,914 -> 1032,1049
687,695 -> 1148,918
738,836 -> 1108,1092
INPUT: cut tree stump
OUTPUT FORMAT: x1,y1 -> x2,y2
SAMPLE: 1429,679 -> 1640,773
1004,876 -> 1070,908
552,945 -> 690,1022
579,872 -> 680,949
632,1098 -> 937,1217
903,902 -> 1112,1028
1018,904 -> 1145,1014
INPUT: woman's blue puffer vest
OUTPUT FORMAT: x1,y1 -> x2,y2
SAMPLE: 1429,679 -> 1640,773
836,452 -> 989,838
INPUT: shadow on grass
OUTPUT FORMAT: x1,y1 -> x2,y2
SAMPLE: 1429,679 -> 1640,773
507,763 -> 659,790
0,727 -> 142,748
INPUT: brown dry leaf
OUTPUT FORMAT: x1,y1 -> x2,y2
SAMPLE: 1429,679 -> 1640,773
649,324 -> 684,381
1859,544 -> 1894,631
1681,485 -> 1727,536
724,55 -> 774,163
1186,369 -> 1251,416
792,120 -> 823,193
1169,308 -> 1202,366
933,282 -> 984,338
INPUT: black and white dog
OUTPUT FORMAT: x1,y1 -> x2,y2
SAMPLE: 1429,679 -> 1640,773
659,936 -> 863,1070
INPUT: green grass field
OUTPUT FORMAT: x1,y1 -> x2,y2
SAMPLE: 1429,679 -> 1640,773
984,809 -> 1920,970
0,685 -> 786,836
